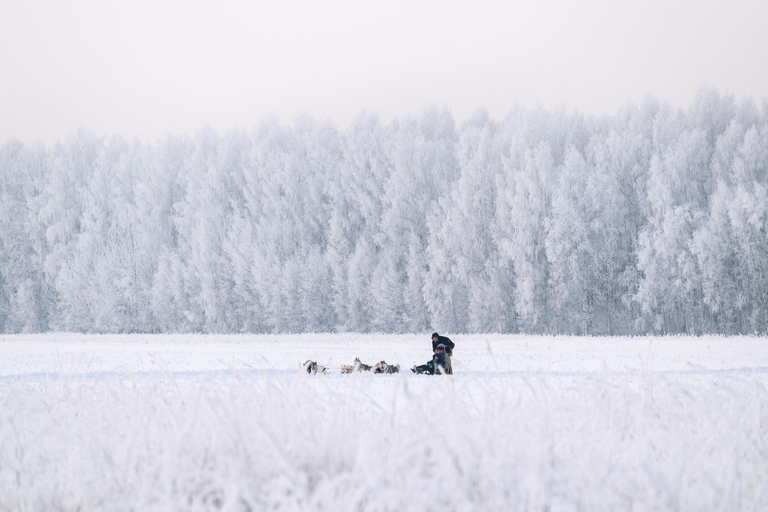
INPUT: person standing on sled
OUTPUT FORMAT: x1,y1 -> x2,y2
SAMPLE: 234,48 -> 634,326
431,332 -> 454,356
412,332 -> 454,374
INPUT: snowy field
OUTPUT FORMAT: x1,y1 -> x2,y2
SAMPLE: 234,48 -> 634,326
1,334 -> 767,511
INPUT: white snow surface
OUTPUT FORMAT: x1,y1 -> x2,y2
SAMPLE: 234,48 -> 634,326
1,334 -> 767,511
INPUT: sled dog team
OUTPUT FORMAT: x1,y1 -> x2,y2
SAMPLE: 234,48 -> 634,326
304,358 -> 401,375
304,333 -> 454,376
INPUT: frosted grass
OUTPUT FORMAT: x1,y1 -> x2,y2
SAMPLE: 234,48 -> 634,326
2,370 -> 767,511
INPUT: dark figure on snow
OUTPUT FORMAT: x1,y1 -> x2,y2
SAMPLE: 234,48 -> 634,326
412,332 -> 454,375
431,332 -> 454,355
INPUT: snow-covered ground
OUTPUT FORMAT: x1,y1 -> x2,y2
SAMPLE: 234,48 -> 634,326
1,334 -> 767,511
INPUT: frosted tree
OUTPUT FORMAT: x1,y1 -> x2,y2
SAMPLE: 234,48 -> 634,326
546,148 -> 595,334
376,107 -> 458,332
1,92 -> 766,335
691,182 -> 739,332
151,136 -> 194,332
426,110 -> 511,332
329,112 -> 391,331
244,117 -> 339,332
284,117 -> 339,331
301,248 -> 334,332
79,139 -> 139,332
506,141 -> 556,332
637,126 -> 711,334
170,127 -> 245,332
586,119 -> 650,334
727,125 -> 768,333
222,211 -> 263,332
0,142 -> 53,332
42,132 -> 103,330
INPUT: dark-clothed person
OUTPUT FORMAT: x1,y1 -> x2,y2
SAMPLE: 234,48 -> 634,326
431,332 -> 454,355
413,334 -> 455,374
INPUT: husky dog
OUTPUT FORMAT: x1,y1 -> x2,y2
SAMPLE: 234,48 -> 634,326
354,357 -> 372,372
304,360 -> 329,375
373,360 -> 400,374
340,357 -> 373,373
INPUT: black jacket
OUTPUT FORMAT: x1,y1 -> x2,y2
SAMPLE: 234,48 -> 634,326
432,335 -> 455,355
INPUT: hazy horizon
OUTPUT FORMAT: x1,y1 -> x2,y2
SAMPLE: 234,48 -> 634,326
2,0 -> 767,144
1,88 -> 766,146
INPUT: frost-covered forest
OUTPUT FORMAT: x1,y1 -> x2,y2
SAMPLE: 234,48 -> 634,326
1,89 -> 767,335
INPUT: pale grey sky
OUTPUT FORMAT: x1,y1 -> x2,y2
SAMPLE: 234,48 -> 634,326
1,0 -> 767,143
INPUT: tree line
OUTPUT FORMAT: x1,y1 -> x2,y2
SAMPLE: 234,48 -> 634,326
1,89 -> 767,335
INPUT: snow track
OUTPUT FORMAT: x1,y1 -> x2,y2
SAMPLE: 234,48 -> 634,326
1,334 -> 767,511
